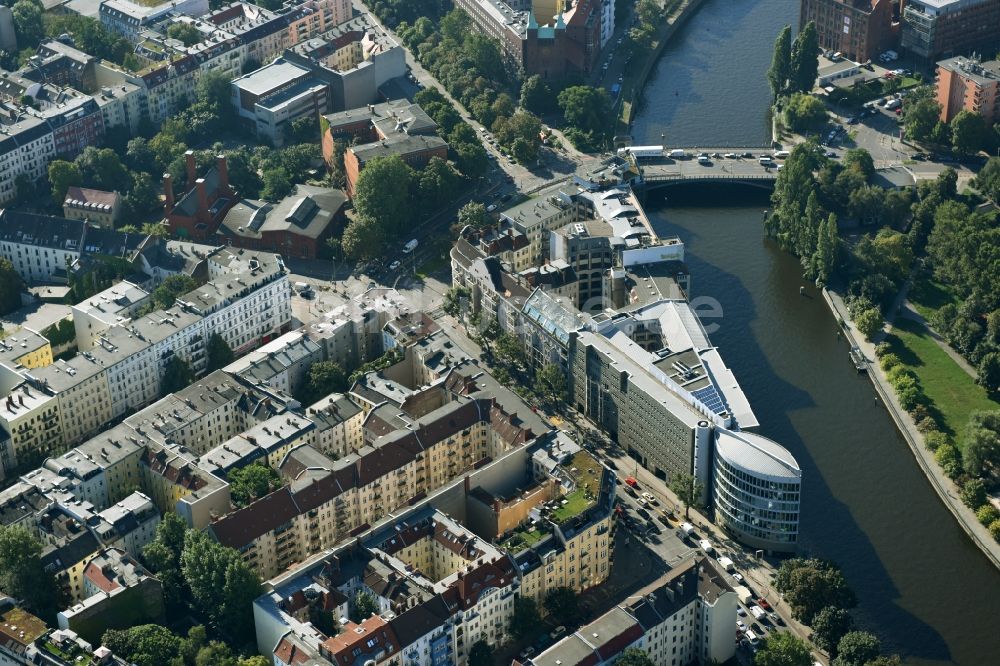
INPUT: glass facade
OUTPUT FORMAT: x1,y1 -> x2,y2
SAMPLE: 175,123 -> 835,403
712,452 -> 800,552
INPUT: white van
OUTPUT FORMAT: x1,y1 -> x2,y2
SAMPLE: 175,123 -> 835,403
774,150 -> 790,159
717,556 -> 735,572
745,630 -> 760,646
697,155 -> 710,164
699,539 -> 715,554
759,156 -> 774,165
668,149 -> 687,159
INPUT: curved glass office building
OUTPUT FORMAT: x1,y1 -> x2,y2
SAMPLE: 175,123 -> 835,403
712,429 -> 801,552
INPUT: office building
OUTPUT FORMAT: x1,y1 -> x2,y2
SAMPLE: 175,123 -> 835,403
902,0 -> 1000,61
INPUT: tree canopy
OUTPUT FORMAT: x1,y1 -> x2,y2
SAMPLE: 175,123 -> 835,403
544,586 -> 580,625
754,631 -> 813,666
509,596 -> 541,639
616,648 -> 656,666
768,25 -> 792,99
774,558 -> 857,624
0,524 -> 62,622
832,631 -> 881,666
811,606 -> 854,656
0,257 -> 24,316
206,333 -> 235,372
300,361 -> 349,405
789,21 -> 819,94
228,463 -> 282,508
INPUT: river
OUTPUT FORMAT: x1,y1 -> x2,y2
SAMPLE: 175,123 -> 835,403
629,1 -> 1000,664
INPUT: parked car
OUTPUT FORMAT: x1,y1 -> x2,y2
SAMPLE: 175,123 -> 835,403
551,626 -> 567,640
757,598 -> 772,612
636,507 -> 651,520
641,492 -> 657,504
737,620 -> 747,632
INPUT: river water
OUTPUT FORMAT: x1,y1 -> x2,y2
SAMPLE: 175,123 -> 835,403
630,1 -> 1000,664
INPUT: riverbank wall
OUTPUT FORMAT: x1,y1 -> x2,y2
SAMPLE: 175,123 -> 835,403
820,288 -> 1000,571
619,0 -> 708,134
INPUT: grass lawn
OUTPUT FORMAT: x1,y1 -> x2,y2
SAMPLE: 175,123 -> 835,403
885,317 -> 1000,449
908,273 -> 960,322
502,527 -> 546,553
552,488 -> 593,524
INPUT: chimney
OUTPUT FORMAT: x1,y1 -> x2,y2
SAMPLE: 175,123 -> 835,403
196,178 -> 208,215
185,150 -> 197,186
163,173 -> 174,211
216,154 -> 230,192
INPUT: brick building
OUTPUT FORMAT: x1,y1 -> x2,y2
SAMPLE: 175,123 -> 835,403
163,152 -> 237,241
217,184 -> 347,259
935,55 -> 1000,124
321,101 -> 447,196
799,0 -> 899,63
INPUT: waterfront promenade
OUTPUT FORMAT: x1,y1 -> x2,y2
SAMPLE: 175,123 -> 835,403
823,288 -> 1000,571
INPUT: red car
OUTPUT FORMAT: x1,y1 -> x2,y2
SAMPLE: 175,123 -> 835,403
757,598 -> 772,612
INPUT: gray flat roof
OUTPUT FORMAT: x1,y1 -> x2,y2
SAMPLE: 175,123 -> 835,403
233,59 -> 312,96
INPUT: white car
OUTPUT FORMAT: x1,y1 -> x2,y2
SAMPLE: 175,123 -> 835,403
732,572 -> 745,584
641,492 -> 657,505
737,620 -> 747,632
636,497 -> 648,507
389,260 -> 401,270
737,607 -> 747,617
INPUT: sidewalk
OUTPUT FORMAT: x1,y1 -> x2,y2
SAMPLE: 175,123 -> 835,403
823,288 -> 1000,571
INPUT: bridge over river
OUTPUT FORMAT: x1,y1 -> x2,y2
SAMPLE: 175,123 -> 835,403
627,149 -> 780,192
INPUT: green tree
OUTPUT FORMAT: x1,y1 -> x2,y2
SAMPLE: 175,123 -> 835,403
768,25 -> 792,99
843,148 -> 875,180
0,257 -> 24,316
784,92 -> 827,131
962,411 -> 1000,477
811,606 -> 854,656
301,360 -> 349,404
341,216 -> 387,261
616,648 -> 656,666
974,156 -> 1000,203
12,0 -> 44,47
458,202 -> 491,230
854,306 -> 883,341
0,524 -> 61,621
789,21 -> 819,93
181,530 -> 261,642
75,147 -> 131,192
468,640 -> 493,666
205,333 -> 235,372
196,69 -> 233,110
976,504 -> 999,526
495,333 -> 525,371
557,85 -> 613,136
960,478 -> 987,509
812,213 -> 839,285
48,160 -> 82,202
977,352 -> 1000,394
219,556 -> 262,643
142,513 -> 188,613
833,631 -> 880,666
774,558 -> 857,624
509,596 -> 541,639
934,442 -> 963,478
261,167 -> 293,201
544,586 -> 579,624
754,631 -> 812,666
951,110 -> 988,155
520,74 -> 554,115
990,518 -> 1000,541
228,462 -> 281,507
903,96 -> 942,143
149,274 -> 198,310
669,471 -> 704,519
101,625 -> 181,666
161,356 -> 194,394
353,155 -> 414,238
167,22 -> 202,46
350,590 -> 380,623
534,363 -> 567,407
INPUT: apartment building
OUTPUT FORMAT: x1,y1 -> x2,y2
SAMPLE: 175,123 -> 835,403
57,547 -> 165,646
935,55 -> 1000,124
71,281 -> 150,351
223,329 -> 324,395
0,212 -> 86,283
452,0 -> 604,78
0,328 -> 53,372
100,0 -> 211,40
0,383 -> 62,479
522,557 -> 738,666
253,434 -> 617,666
799,0 -> 899,64
0,112 -> 56,205
287,0 -> 353,44
208,371 -> 544,579
303,392 -> 364,458
902,0 -> 1000,61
